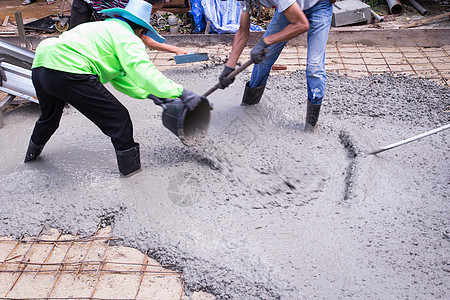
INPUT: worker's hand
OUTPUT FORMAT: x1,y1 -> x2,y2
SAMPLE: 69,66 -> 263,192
0,58 -> 7,86
218,66 -> 235,89
148,94 -> 172,110
175,48 -> 188,55
180,89 -> 203,111
329,0 -> 336,4
250,39 -> 268,64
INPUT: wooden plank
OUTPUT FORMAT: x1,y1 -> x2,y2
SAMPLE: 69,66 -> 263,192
320,28 -> 450,47
0,93 -> 15,111
2,16 -> 9,27
166,28 -> 450,47
205,21 -> 211,34
1,28 -> 450,48
400,12 -> 450,29
162,0 -> 187,7
0,94 -> 15,129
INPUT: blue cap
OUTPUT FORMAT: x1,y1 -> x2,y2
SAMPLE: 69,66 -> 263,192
101,0 -> 166,43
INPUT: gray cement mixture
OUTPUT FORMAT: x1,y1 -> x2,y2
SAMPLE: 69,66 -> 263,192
0,65 -> 449,299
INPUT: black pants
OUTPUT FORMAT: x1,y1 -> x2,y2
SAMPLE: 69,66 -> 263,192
31,67 -> 137,151
70,0 -> 92,29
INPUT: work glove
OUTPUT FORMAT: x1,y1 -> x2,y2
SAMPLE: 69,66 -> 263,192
180,89 -> 203,111
148,94 -> 172,110
218,65 -> 235,89
250,39 -> 268,64
0,58 -> 7,86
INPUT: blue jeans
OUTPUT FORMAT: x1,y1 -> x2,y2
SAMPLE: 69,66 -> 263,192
249,0 -> 333,105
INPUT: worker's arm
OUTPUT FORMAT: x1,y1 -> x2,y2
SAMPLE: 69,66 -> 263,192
141,35 -> 188,55
250,2 -> 309,64
110,73 -> 150,99
226,11 -> 251,69
114,36 -> 183,99
263,2 -> 309,46
217,11 -> 251,89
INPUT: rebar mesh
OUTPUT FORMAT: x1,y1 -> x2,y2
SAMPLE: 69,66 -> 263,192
0,225 -> 184,300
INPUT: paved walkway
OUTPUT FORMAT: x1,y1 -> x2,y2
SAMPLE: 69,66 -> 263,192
151,43 -> 450,87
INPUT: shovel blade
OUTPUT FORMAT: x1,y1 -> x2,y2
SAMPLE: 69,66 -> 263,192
174,53 -> 208,64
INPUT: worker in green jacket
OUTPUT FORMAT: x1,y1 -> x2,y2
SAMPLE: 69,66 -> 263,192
24,0 -> 205,177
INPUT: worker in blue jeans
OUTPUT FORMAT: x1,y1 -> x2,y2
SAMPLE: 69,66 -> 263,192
219,0 -> 334,131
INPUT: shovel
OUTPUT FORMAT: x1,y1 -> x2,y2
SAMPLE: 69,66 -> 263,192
368,123 -> 450,155
160,59 -> 254,146
202,59 -> 254,97
174,53 -> 209,64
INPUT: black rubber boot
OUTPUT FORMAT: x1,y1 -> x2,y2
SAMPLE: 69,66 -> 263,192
115,144 -> 141,177
304,101 -> 321,132
241,82 -> 266,106
24,139 -> 45,163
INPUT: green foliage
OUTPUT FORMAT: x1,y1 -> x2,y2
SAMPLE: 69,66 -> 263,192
361,0 -> 386,7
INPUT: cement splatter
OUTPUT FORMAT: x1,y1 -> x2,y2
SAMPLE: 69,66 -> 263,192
0,64 -> 449,299
338,130 -> 359,202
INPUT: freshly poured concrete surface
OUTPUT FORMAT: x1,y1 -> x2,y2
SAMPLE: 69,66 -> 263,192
0,66 -> 449,299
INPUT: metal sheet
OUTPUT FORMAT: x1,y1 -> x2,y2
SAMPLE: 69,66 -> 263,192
0,38 -> 34,70
0,62 -> 37,103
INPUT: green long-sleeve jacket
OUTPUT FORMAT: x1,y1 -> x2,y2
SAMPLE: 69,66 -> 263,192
32,18 -> 183,99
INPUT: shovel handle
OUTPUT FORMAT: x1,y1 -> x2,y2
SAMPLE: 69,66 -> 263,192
202,59 -> 253,97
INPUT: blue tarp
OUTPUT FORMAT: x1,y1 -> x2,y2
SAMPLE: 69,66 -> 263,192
190,0 -> 264,34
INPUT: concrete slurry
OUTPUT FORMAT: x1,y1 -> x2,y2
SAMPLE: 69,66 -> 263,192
0,65 -> 449,299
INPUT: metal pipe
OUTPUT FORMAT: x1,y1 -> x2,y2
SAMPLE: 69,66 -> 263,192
0,38 -> 35,70
385,0 -> 403,15
368,124 -> 450,155
408,0 -> 429,16
14,11 -> 28,49
371,9 -> 384,22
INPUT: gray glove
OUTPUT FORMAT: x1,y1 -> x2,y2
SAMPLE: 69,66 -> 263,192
250,39 -> 268,64
180,89 -> 203,111
218,65 -> 235,89
0,58 -> 7,86
148,94 -> 172,110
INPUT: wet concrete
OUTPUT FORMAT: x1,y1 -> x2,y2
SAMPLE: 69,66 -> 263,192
0,65 -> 449,298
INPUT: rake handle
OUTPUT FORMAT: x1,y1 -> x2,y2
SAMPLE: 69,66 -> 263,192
368,123 -> 450,155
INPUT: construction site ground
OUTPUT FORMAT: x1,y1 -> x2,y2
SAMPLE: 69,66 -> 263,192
2,48 -> 449,298
0,0 -> 449,299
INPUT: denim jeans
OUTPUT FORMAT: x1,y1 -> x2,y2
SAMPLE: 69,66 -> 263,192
249,0 -> 333,105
